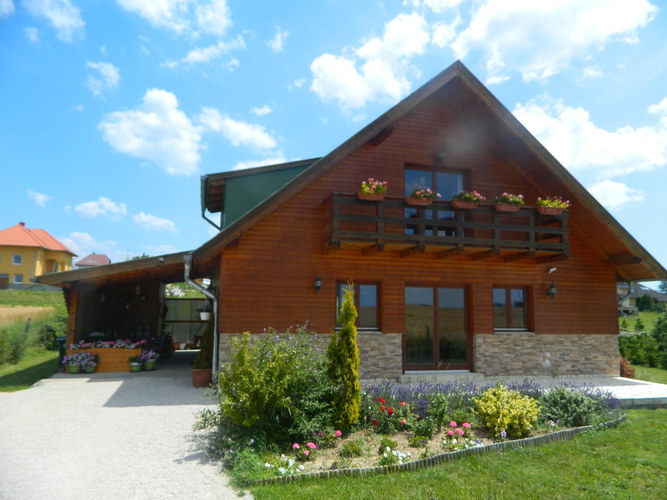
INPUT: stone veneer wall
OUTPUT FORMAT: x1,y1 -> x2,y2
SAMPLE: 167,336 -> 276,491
473,333 -> 620,376
218,332 -> 403,380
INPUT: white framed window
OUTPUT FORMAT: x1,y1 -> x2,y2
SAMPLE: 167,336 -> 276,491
13,274 -> 23,284
12,254 -> 22,265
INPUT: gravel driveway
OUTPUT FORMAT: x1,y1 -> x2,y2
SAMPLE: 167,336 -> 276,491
0,353 -> 244,500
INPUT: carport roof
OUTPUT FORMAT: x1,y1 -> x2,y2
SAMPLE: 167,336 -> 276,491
36,251 -> 192,288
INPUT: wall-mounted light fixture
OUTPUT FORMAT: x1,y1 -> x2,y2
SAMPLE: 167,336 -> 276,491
313,276 -> 322,291
436,150 -> 446,163
546,282 -> 557,299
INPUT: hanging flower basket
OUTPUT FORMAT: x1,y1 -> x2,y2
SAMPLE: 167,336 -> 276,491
494,202 -> 521,213
452,199 -> 478,210
405,196 -> 432,207
357,191 -> 385,201
537,205 -> 564,216
200,311 -> 211,321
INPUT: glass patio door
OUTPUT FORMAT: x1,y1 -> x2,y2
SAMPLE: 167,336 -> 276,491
405,287 -> 468,370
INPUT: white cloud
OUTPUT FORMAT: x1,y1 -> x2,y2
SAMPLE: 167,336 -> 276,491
23,0 -> 85,42
59,232 -> 127,263
98,88 -> 204,176
173,35 -> 244,66
513,95 -> 667,180
267,26 -> 288,52
588,180 -> 644,210
133,212 -> 178,232
451,0 -> 657,83
85,61 -> 120,97
195,0 -> 231,36
404,0 -> 464,13
24,26 -> 40,42
117,0 -> 232,36
251,104 -> 272,116
198,107 -> 276,150
0,0 -> 14,17
71,104 -> 84,112
231,155 -> 288,171
431,16 -> 460,48
310,12 -> 429,109
72,197 -> 127,220
27,189 -> 50,207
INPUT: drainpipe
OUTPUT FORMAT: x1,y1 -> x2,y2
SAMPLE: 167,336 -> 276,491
183,253 -> 219,378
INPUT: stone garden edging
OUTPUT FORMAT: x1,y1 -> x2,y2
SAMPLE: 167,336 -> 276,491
255,414 -> 627,485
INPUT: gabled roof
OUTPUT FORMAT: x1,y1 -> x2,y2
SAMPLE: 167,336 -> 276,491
0,222 -> 76,256
75,253 -> 111,267
194,60 -> 664,281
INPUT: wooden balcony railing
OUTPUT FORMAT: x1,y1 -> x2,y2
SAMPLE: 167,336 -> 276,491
323,193 -> 569,262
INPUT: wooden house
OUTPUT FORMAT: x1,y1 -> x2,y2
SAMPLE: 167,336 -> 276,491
38,61 -> 666,379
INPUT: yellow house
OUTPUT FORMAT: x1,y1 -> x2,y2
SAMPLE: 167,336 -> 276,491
0,222 -> 76,286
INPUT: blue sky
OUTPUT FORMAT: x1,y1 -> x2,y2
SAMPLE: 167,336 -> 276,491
1,0 -> 666,283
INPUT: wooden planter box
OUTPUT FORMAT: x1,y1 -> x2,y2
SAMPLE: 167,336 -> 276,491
67,348 -> 143,373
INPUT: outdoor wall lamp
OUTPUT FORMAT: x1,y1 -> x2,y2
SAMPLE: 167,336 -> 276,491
313,276 -> 322,291
546,282 -> 557,299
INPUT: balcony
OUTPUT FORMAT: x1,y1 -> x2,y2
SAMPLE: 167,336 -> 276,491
323,193 -> 569,262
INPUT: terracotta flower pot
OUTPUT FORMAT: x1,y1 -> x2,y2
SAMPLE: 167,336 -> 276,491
451,199 -> 478,210
357,191 -> 385,201
494,202 -> 521,213
405,196 -> 432,207
191,368 -> 212,388
537,205 -> 564,216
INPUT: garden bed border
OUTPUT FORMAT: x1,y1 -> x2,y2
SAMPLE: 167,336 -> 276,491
254,414 -> 626,485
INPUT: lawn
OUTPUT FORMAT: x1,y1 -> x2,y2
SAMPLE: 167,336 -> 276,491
248,409 -> 667,499
633,365 -> 667,385
0,349 -> 60,391
619,310 -> 664,334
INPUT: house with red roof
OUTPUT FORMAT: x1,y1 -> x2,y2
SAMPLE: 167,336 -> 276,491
0,222 -> 76,287
75,253 -> 111,268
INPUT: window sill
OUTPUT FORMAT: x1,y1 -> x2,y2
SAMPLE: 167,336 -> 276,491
493,329 -> 534,334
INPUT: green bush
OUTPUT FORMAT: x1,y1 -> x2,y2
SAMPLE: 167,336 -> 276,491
539,387 -> 599,427
377,437 -> 397,455
474,383 -> 540,439
216,327 -> 335,444
0,330 -> 8,364
339,440 -> 363,458
6,330 -> 29,364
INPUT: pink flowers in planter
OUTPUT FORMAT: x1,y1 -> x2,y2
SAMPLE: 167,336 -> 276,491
293,441 -> 318,459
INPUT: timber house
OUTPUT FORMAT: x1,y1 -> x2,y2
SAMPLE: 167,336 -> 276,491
38,61 -> 666,379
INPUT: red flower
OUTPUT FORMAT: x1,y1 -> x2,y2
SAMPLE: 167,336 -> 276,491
380,406 -> 386,412
377,397 -> 386,405
388,407 -> 394,415
372,420 -> 379,426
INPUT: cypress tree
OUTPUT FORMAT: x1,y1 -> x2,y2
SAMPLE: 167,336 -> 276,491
327,284 -> 361,429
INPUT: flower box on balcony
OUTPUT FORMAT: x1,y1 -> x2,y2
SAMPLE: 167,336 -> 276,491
405,196 -> 432,207
494,202 -> 521,213
357,192 -> 385,201
537,205 -> 565,216
451,199 -> 478,210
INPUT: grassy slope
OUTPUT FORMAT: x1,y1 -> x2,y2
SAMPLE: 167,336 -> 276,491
250,410 -> 667,500
633,366 -> 667,385
619,310 -> 664,334
0,290 -> 65,391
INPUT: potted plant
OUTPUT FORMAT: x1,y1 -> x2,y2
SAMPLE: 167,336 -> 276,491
451,190 -> 485,210
80,353 -> 98,374
357,177 -> 388,201
405,186 -> 440,206
129,356 -> 142,372
494,192 -> 525,213
140,350 -> 159,371
536,196 -> 570,215
191,317 -> 214,387
197,301 -> 212,321
63,352 -> 86,374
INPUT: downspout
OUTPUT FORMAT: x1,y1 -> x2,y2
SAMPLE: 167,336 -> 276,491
183,253 -> 219,378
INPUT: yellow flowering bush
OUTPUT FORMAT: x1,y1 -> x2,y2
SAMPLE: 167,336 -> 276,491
473,383 -> 540,439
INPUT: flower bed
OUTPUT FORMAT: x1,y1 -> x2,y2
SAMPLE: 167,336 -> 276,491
68,340 -> 147,372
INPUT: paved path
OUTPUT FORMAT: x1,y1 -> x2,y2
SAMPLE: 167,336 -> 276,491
0,352 -> 243,500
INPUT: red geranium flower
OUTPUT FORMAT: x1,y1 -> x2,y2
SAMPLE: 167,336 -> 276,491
388,407 -> 394,415
372,420 -> 379,426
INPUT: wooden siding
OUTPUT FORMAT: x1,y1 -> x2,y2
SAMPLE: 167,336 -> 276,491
218,97 -> 618,337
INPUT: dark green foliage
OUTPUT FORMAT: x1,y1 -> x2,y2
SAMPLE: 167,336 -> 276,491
192,317 -> 213,369
412,416 -> 436,439
327,285 -> 361,429
216,328 -> 335,444
619,314 -> 667,369
0,330 -> 7,364
539,387 -> 598,427
636,294 -> 663,312
6,331 -> 29,364
634,317 -> 645,332
36,315 -> 67,350
378,437 -> 397,454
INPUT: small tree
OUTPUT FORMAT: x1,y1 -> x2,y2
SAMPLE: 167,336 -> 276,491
327,284 -> 361,429
634,317 -> 645,333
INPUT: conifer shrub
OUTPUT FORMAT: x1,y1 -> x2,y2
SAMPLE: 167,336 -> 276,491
327,285 -> 361,430
474,383 -> 540,439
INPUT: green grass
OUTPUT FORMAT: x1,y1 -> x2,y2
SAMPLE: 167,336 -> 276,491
0,349 -> 60,391
248,410 -> 667,499
633,365 -> 667,385
619,310 -> 664,333
0,289 -> 66,311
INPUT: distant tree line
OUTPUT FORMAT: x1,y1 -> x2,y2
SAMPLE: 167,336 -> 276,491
619,313 -> 667,369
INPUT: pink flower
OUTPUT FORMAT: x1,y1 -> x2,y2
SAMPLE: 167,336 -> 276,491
447,430 -> 454,436
455,428 -> 464,435
462,422 -> 471,429
399,401 -> 406,406
449,421 -> 457,427
304,450 -> 309,456
399,419 -> 407,425
306,442 -> 317,449
317,431 -> 323,437
292,443 -> 300,449
334,430 -> 342,437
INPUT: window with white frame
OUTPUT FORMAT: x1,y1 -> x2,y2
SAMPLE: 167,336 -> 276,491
13,274 -> 23,284
12,255 -> 22,265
